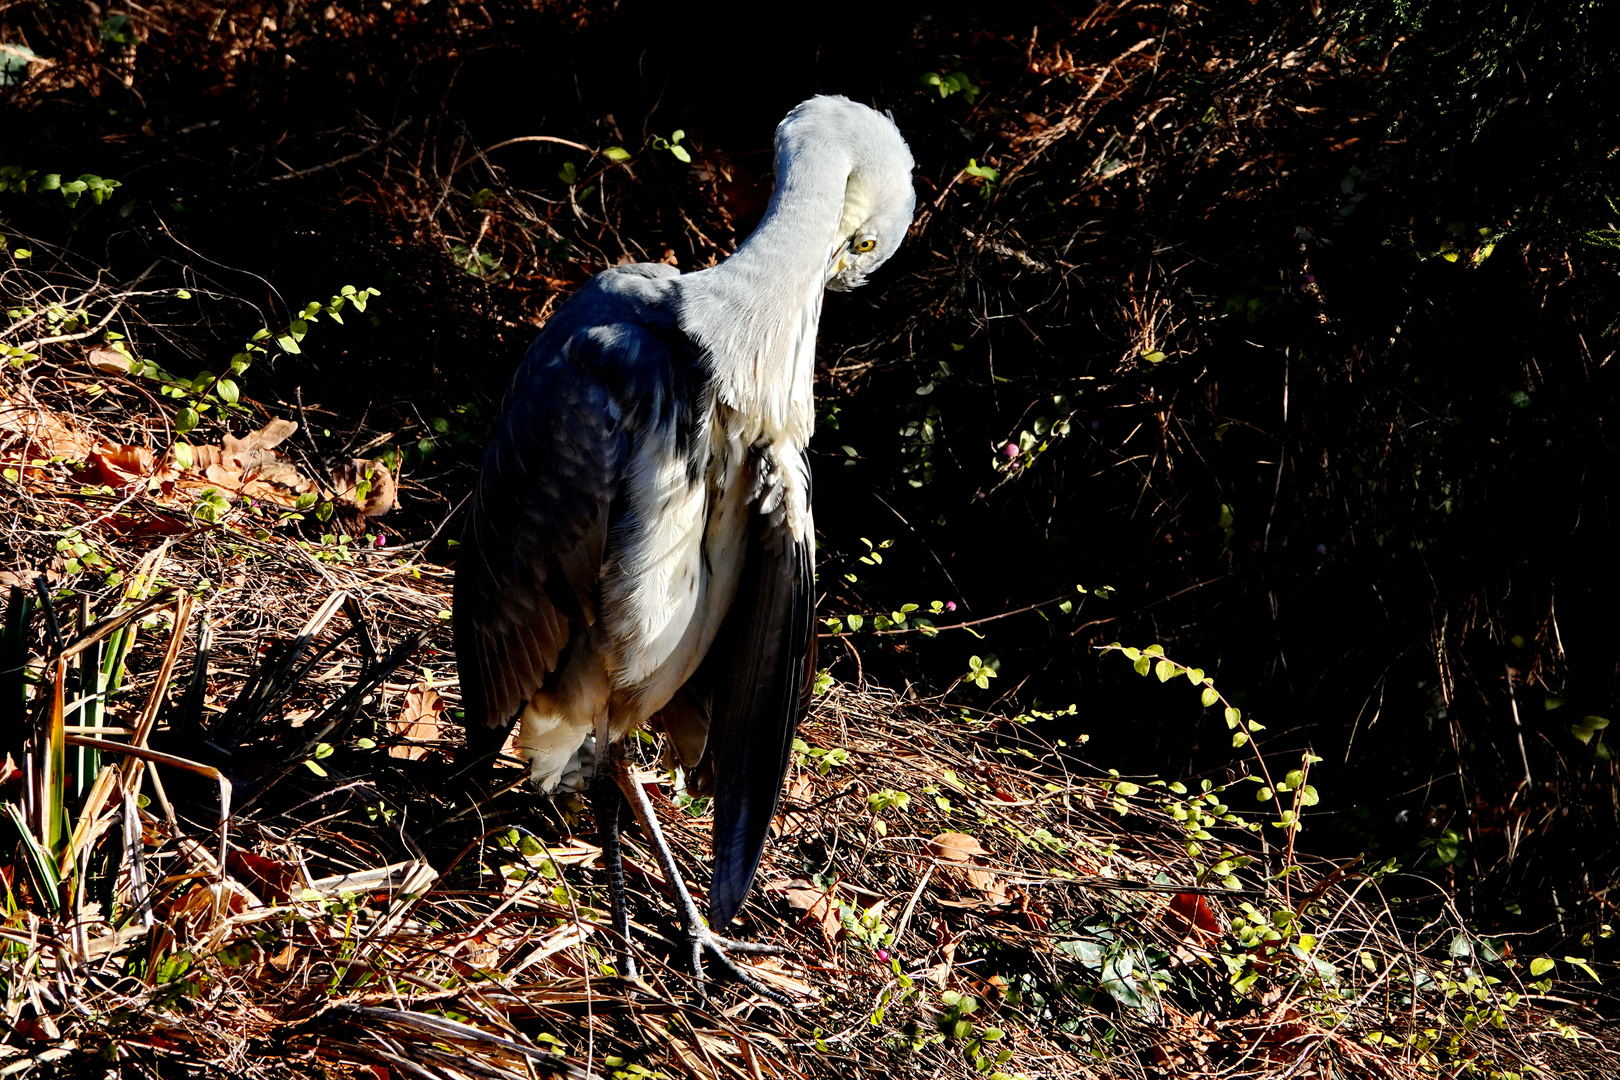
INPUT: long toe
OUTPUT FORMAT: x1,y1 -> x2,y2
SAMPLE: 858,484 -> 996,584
689,927 -> 795,1004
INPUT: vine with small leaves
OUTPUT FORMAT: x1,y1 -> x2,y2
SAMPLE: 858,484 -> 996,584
1099,643 -> 1322,899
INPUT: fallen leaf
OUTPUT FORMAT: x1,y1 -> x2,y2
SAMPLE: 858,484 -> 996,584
86,441 -> 159,489
389,683 -> 444,759
927,831 -> 991,861
927,831 -> 1007,904
13,1014 -> 60,1041
765,877 -> 842,943
327,457 -> 397,516
228,849 -> 302,902
86,346 -> 131,373
1165,892 -> 1225,942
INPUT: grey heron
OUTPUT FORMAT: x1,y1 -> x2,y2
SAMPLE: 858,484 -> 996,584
454,95 -> 915,997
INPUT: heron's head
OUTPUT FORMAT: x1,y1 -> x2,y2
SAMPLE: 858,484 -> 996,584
775,96 -> 916,293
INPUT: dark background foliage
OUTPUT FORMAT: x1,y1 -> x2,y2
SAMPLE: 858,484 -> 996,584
3,0 -> 1617,970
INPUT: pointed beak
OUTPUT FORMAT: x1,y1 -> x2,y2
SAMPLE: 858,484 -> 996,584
825,245 -> 865,292
827,247 -> 848,283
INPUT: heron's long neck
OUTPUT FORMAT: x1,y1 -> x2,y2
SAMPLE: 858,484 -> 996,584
683,153 -> 849,445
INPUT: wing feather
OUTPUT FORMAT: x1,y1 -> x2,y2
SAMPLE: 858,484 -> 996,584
454,346 -> 626,760
455,265 -> 689,762
705,451 -> 817,927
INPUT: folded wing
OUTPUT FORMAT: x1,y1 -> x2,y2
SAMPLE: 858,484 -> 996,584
704,450 -> 817,928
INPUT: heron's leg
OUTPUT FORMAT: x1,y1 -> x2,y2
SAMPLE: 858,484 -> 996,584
591,754 -> 637,982
605,744 -> 791,1004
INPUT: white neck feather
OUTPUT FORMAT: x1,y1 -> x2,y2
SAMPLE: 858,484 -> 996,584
678,140 -> 855,447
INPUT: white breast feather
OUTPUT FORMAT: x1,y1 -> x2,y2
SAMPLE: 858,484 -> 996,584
602,425 -> 708,687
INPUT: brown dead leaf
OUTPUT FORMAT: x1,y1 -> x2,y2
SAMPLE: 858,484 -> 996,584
226,418 -> 297,454
1165,891 -> 1225,943
165,420 -> 319,510
268,941 -> 298,972
765,877 -> 842,944
86,441 -> 160,489
776,771 -> 817,837
165,880 -> 257,943
0,390 -> 96,461
228,849 -> 303,902
327,457 -> 397,517
927,831 -> 1007,905
389,683 -> 445,759
86,346 -> 131,373
13,1014 -> 61,1042
927,831 -> 991,861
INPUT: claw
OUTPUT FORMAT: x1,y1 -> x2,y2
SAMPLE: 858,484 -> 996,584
687,926 -> 792,1004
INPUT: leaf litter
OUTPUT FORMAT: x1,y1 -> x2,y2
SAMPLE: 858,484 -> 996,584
0,361 -> 1615,1079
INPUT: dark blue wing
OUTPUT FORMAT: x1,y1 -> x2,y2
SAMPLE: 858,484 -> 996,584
455,265 -> 690,756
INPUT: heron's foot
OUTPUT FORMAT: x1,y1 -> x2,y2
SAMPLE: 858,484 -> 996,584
683,926 -> 794,1004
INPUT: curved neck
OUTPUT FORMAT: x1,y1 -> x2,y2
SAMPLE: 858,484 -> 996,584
722,152 -> 848,286
679,146 -> 852,442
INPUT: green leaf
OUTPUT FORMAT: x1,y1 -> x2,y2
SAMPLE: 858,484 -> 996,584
216,378 -> 240,404
1571,715 -> 1609,744
1563,956 -> 1602,983
602,146 -> 631,161
670,145 -> 692,163
1142,350 -> 1167,364
276,334 -> 301,354
1133,655 -> 1151,676
174,407 -> 199,434
1154,659 -> 1176,682
1200,686 -> 1219,708
1530,957 -> 1556,977
1224,706 -> 1241,729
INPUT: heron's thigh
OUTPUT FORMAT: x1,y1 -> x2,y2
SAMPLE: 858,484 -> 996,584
515,641 -> 609,792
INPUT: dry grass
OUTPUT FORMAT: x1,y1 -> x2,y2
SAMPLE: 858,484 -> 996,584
1,353 -> 1616,1080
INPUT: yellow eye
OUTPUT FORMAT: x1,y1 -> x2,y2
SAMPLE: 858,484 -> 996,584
853,237 -> 877,253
